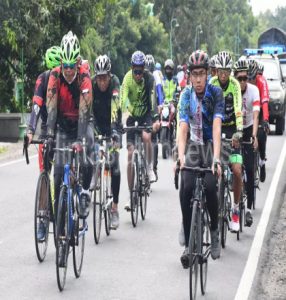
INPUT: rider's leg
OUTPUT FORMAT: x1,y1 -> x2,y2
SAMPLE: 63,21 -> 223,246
231,162 -> 242,205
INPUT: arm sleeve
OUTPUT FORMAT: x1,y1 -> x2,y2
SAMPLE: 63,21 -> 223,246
77,70 -> 93,139
46,68 -> 60,136
179,88 -> 190,124
233,80 -> 243,131
151,79 -> 159,121
28,73 -> 46,133
252,86 -> 260,112
120,73 -> 129,113
257,76 -> 270,121
213,85 -> 224,120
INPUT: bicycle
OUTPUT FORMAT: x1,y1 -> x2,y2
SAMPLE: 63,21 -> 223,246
23,136 -> 55,262
123,123 -> 152,227
253,148 -> 260,210
177,164 -> 213,300
54,140 -> 88,291
92,135 -> 114,244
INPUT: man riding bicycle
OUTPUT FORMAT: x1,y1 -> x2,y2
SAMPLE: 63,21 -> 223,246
46,31 -> 93,221
92,54 -> 122,229
120,51 -> 158,210
27,46 -> 61,172
233,58 -> 260,226
178,50 -> 223,267
210,51 -> 243,232
248,59 -> 269,183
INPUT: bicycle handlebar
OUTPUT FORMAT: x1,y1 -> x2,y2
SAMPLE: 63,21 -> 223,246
122,125 -> 153,134
23,135 -> 44,165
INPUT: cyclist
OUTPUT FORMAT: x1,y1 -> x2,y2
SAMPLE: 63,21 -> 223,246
120,50 -> 158,210
145,54 -> 160,181
248,59 -> 269,183
210,51 -> 243,232
91,54 -> 122,229
178,50 -> 223,267
257,62 -> 264,75
208,54 -> 218,80
233,58 -> 260,226
27,46 -> 61,172
46,31 -> 93,221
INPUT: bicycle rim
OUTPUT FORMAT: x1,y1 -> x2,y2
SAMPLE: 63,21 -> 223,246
104,169 -> 111,236
140,166 -> 148,220
93,164 -> 102,244
34,172 -> 50,262
222,189 -> 230,248
73,191 -> 85,278
131,156 -> 139,227
189,201 -> 199,300
200,210 -> 210,295
56,186 -> 69,291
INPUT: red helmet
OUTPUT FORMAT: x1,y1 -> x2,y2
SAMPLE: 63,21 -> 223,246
188,50 -> 209,71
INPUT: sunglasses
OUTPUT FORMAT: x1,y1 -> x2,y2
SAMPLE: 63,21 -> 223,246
236,76 -> 248,82
133,69 -> 143,76
63,63 -> 76,69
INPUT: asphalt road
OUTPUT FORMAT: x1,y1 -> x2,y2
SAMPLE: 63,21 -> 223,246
0,131 -> 285,300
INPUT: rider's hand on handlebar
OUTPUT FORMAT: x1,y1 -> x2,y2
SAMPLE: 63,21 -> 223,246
212,160 -> 221,178
27,132 -> 33,145
263,120 -> 270,134
72,140 -> 83,152
252,136 -> 258,150
232,131 -> 242,149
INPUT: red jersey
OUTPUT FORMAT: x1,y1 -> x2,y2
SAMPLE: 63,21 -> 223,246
255,74 -> 269,121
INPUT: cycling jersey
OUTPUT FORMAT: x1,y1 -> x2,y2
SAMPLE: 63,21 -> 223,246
255,74 -> 269,122
242,83 -> 260,128
120,69 -> 158,119
153,69 -> 164,105
46,65 -> 92,138
162,76 -> 178,105
179,83 -> 224,143
28,70 -> 50,134
92,74 -> 121,136
210,76 -> 243,131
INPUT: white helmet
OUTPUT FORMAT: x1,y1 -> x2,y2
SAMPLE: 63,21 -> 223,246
216,51 -> 233,69
94,55 -> 111,75
60,31 -> 80,64
164,59 -> 175,69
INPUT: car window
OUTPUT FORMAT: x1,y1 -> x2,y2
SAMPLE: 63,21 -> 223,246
257,60 -> 280,80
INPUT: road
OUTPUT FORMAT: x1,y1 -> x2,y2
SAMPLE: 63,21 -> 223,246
0,132 -> 285,300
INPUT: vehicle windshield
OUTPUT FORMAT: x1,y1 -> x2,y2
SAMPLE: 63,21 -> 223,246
257,60 -> 280,80
280,63 -> 286,79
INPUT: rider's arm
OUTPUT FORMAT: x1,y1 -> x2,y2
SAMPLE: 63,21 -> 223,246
28,72 -> 47,135
120,71 -> 130,113
77,69 -> 93,140
46,67 -> 60,137
258,75 -> 270,121
153,70 -> 164,105
151,77 -> 159,121
252,86 -> 260,137
233,78 -> 243,131
111,75 -> 122,130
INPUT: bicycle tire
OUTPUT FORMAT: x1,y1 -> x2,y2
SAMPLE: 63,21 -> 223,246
93,163 -> 103,244
104,167 -> 112,236
34,171 -> 50,262
73,189 -> 85,278
200,209 -> 210,295
189,200 -> 199,300
56,186 -> 69,292
140,163 -> 148,220
217,176 -> 225,248
131,153 -> 139,227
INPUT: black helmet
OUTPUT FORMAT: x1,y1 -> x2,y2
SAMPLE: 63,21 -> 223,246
188,50 -> 209,71
248,59 -> 259,80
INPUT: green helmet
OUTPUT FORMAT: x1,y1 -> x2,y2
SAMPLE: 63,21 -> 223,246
60,31 -> 80,64
45,46 -> 61,69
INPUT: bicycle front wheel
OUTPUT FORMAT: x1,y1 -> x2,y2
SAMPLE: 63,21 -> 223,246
56,186 -> 69,291
93,163 -> 103,244
34,171 -> 50,262
189,201 -> 199,300
73,189 -> 85,278
131,154 -> 139,227
104,167 -> 112,236
140,164 -> 148,220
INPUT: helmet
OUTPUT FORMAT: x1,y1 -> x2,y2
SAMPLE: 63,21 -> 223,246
45,46 -> 61,69
177,65 -> 183,72
60,31 -> 80,64
155,62 -> 161,70
257,62 -> 264,74
145,54 -> 155,69
94,55 -> 111,75
164,59 -> 175,69
131,50 -> 145,66
209,55 -> 218,68
233,58 -> 249,72
188,50 -> 209,70
248,59 -> 259,79
216,51 -> 233,69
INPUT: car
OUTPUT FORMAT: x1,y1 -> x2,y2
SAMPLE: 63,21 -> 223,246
243,49 -> 286,135
278,53 -> 286,81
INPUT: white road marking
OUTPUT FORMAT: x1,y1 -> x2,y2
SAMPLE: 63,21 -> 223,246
234,139 -> 286,300
0,155 -> 37,168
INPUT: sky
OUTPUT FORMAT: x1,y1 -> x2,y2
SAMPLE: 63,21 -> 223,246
250,0 -> 286,15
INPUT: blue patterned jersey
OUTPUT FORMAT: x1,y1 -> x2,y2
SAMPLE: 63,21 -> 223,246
179,83 -> 224,142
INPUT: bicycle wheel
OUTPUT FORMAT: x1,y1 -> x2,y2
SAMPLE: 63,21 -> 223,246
56,186 -> 69,291
253,152 -> 259,210
131,153 -> 139,227
93,163 -> 103,244
73,189 -> 85,278
200,209 -> 210,295
222,188 -> 231,248
140,163 -> 148,220
217,176 -> 225,248
34,171 -> 50,262
104,167 -> 112,236
189,201 -> 199,300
